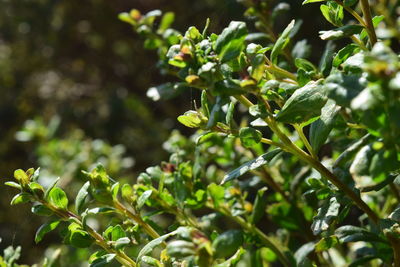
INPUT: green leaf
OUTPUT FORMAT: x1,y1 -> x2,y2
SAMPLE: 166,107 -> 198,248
315,236 -> 339,252
212,230 -> 243,258
47,187 -> 68,210
334,134 -> 371,168
184,26 -> 202,42
320,2 -> 343,26
311,197 -> 340,235
141,256 -> 162,267
14,169 -> 29,185
214,21 -> 248,63
10,193 -> 31,205
32,204 -> 53,216
121,184 -> 133,201
4,181 -> 22,190
271,20 -> 295,63
44,177 -> 60,200
158,12 -> 175,32
75,181 -> 90,214
324,73 -> 364,107
335,225 -> 387,243
110,182 -> 120,201
201,90 -> 210,118
114,237 -> 131,250
319,41 -> 335,77
239,127 -> 262,148
319,25 -> 364,40
66,222 -> 94,248
138,227 -> 187,260
178,110 -> 206,128
226,101 -> 236,130
333,44 -> 360,67
348,256 -> 378,267
137,190 -> 152,209
90,254 -> 116,267
111,225 -> 126,241
309,99 -> 340,153
166,240 -> 196,258
207,183 -> 225,208
35,220 -> 60,243
302,0 -> 325,4
250,187 -> 268,224
294,242 -> 315,266
343,0 -> 358,7
275,81 -> 327,124
222,149 -> 282,184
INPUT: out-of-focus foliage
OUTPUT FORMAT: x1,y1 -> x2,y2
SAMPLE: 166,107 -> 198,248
3,0 -> 400,266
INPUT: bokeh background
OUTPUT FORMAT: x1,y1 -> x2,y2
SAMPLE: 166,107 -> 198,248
0,0 -> 326,264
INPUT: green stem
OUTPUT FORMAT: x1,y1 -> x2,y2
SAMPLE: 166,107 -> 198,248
214,204 -> 292,267
114,200 -> 160,240
293,124 -> 318,159
266,65 -> 297,81
260,137 -> 284,148
235,95 -> 380,224
360,0 -> 378,45
41,200 -> 137,267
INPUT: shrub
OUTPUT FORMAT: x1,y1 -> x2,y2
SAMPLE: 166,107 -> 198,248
5,0 -> 400,266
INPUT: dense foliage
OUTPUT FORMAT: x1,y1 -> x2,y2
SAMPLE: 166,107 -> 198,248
3,0 -> 400,266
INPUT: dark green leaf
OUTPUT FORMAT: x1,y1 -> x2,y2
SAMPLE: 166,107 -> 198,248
35,220 -> 61,243
75,181 -> 90,214
90,254 -> 116,267
214,21 -> 248,63
335,225 -> 387,243
138,227 -> 187,260
275,81 -> 327,124
311,197 -> 340,235
319,25 -> 364,40
239,127 -> 262,148
333,44 -> 360,67
222,149 -> 282,184
250,187 -> 268,224
315,236 -> 339,252
271,20 -> 295,63
137,190 -> 152,209
294,242 -> 315,266
32,204 -> 53,216
324,72 -> 364,107
310,99 -> 340,153
212,230 -> 243,258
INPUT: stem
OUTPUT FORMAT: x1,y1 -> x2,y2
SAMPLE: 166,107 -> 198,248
41,200 -> 137,267
294,124 -> 318,159
266,65 -> 297,81
214,204 -> 292,267
333,0 -> 367,28
235,95 -> 380,224
114,200 -> 160,239
386,234 -> 400,267
260,137 -> 284,148
360,0 -> 378,45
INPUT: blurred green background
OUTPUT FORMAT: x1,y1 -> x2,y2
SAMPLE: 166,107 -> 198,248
0,0 -> 325,264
